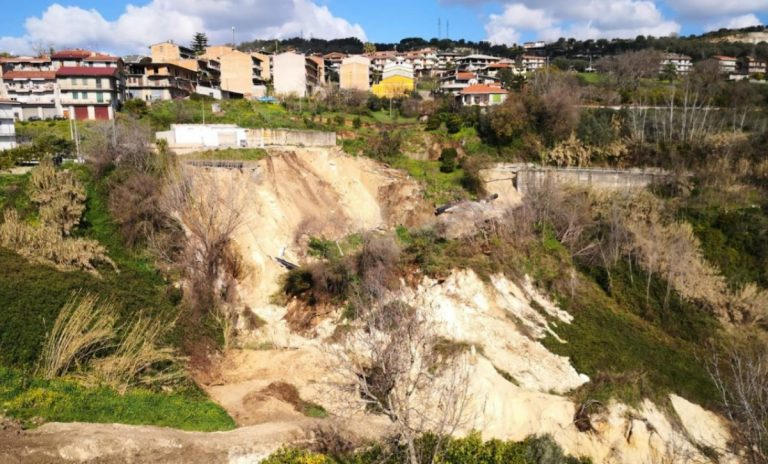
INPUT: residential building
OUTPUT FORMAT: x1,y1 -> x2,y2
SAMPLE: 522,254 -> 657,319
150,41 -> 222,91
307,55 -> 325,91
203,46 -> 267,98
454,54 -> 501,72
339,55 -> 370,91
371,61 -> 414,98
366,50 -> 399,74
520,55 -> 547,72
251,52 -> 272,81
57,66 -> 122,120
1,50 -> 123,120
0,68 -> 60,120
0,99 -> 18,150
482,61 -> 519,78
439,71 -> 500,95
713,56 -> 737,74
523,41 -> 547,50
323,52 -> 347,76
125,57 -> 196,101
273,51 -> 309,97
740,57 -> 767,75
660,53 -> 692,75
459,84 -> 508,107
402,48 -> 439,78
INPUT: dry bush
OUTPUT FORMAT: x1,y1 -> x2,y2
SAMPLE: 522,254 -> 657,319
544,133 -> 591,167
83,116 -> 155,178
38,293 -> 117,379
0,209 -> 115,274
29,161 -> 86,236
357,234 -> 400,297
88,312 -> 183,390
707,336 -> 768,464
39,293 -> 182,389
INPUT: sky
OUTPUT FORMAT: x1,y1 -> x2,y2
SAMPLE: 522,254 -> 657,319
0,0 -> 766,55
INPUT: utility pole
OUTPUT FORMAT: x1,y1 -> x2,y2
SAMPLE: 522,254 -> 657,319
201,98 -> 206,125
438,18 -> 442,40
232,26 -> 236,49
447,20 -> 450,40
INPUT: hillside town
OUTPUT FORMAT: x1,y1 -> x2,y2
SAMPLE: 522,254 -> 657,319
2,2 -> 768,460
1,34 -> 767,125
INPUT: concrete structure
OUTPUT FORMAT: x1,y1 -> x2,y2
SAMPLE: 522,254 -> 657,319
203,46 -> 267,99
251,52 -> 272,81
273,52 -> 308,97
0,99 -> 18,150
150,41 -> 221,90
521,55 -> 547,72
57,66 -> 123,120
713,56 -> 737,74
0,69 -> 60,120
741,57 -> 767,75
459,84 -> 508,107
339,55 -> 371,91
306,55 -> 324,94
125,58 -> 196,101
488,164 -> 676,194
156,124 -> 336,153
371,62 -> 414,98
660,53 -> 692,75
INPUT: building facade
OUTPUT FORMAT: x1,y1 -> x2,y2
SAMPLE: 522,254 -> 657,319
371,62 -> 414,98
339,55 -> 370,91
57,67 -> 122,120
203,46 -> 267,99
660,53 -> 692,75
459,84 -> 508,107
0,100 -> 18,150
125,58 -> 196,101
273,52 -> 308,97
520,55 -> 547,72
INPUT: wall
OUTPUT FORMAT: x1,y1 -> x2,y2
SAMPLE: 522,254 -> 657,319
157,124 -> 336,153
273,52 -> 307,97
340,57 -> 370,91
484,163 -> 674,196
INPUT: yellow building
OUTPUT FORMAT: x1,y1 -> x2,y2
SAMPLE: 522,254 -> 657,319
371,62 -> 414,98
203,46 -> 267,98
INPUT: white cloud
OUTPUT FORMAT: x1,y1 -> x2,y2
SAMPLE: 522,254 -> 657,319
0,0 -> 366,56
706,13 -> 763,30
665,0 -> 768,18
483,0 -> 680,45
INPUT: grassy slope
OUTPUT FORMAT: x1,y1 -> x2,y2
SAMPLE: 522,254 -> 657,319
0,170 -> 234,431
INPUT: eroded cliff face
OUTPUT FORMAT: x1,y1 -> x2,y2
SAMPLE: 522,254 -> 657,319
1,149 -> 737,463
202,148 -> 738,463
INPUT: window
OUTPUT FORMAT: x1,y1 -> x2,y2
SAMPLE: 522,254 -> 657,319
96,92 -> 104,103
96,78 -> 102,89
72,91 -> 78,100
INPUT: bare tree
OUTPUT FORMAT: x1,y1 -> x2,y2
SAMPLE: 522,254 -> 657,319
163,167 -> 246,322
707,337 -> 768,464
597,49 -> 663,94
329,294 -> 472,464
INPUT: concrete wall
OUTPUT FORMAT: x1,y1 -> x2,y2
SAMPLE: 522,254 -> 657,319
157,124 -> 336,153
484,163 -> 674,196
245,128 -> 336,147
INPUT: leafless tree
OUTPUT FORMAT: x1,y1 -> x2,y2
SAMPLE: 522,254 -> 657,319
597,49 -> 663,93
707,337 -> 768,464
163,167 -> 246,320
328,293 -> 472,464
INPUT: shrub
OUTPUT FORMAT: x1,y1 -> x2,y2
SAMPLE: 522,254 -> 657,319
445,114 -> 462,134
426,113 -> 442,131
353,116 -> 362,129
439,148 -> 458,173
333,115 -> 345,127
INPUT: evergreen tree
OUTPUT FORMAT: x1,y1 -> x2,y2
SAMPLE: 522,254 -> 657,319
191,32 -> 209,54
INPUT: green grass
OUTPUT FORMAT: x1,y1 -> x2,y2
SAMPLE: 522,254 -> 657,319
15,120 -> 80,143
576,73 -> 606,85
0,367 -> 235,431
183,148 -> 269,161
390,157 -> 470,204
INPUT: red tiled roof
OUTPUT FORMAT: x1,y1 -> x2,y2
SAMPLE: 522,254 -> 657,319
713,55 -> 736,61
0,56 -> 50,63
56,66 -> 118,77
84,54 -> 119,62
456,72 -> 476,80
488,63 -> 512,68
460,84 -> 508,95
51,49 -> 93,59
1,70 -> 56,79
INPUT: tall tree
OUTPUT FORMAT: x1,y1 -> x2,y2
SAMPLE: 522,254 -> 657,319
191,32 -> 209,54
363,42 -> 376,54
